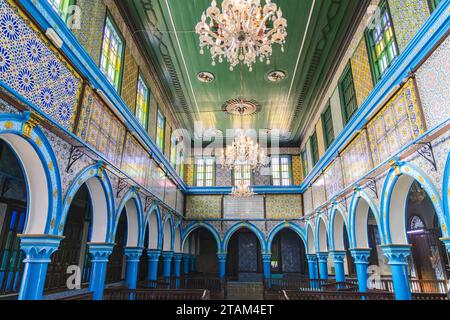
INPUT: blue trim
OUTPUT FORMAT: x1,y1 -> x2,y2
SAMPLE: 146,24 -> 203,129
142,203 -> 163,250
186,185 -> 303,195
181,222 -> 222,254
221,221 -> 267,254
112,188 -> 144,245
18,0 -> 187,191
444,154 -> 450,223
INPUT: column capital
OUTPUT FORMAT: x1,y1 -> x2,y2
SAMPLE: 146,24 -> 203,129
316,252 -> 329,263
124,247 -> 144,262
162,251 -> 174,260
330,251 -> 346,262
381,245 -> 411,265
306,253 -> 318,263
217,253 -> 227,261
262,253 -> 272,262
18,235 -> 62,263
350,248 -> 372,263
173,253 -> 184,262
147,249 -> 161,260
88,243 -> 115,262
439,237 -> 450,251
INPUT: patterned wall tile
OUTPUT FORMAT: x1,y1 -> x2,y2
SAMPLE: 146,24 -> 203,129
367,79 -> 426,166
184,160 -> 195,186
303,188 -> 313,215
324,157 -> 344,199
164,179 -> 177,210
416,37 -> 450,130
388,0 -> 430,53
77,86 -> 126,168
72,0 -> 106,64
265,195 -> 303,219
185,195 -> 222,219
341,130 -> 374,187
311,175 -> 326,209
121,133 -> 150,186
351,38 -> 374,107
0,0 -> 82,132
121,48 -> 138,114
176,190 -> 184,214
216,165 -> 232,186
292,155 -> 303,186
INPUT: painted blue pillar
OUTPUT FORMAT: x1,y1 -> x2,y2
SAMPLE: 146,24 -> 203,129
350,248 -> 371,293
162,251 -> 173,283
173,253 -> 183,288
183,254 -> 190,275
190,254 -> 196,272
18,235 -> 62,300
217,253 -> 227,280
147,250 -> 161,283
317,252 -> 329,280
124,247 -> 143,290
330,251 -> 346,284
262,253 -> 272,280
382,245 -> 412,300
306,254 -> 319,289
88,243 -> 114,300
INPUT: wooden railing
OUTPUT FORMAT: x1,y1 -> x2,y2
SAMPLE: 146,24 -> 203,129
103,288 -> 210,300
365,278 -> 448,294
281,290 -> 395,300
57,292 -> 93,300
264,278 -> 358,292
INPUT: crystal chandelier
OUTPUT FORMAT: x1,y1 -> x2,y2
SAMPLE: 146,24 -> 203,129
195,0 -> 288,71
231,180 -> 256,198
220,104 -> 266,171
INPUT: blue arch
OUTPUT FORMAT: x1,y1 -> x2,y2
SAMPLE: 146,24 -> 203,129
380,161 -> 448,244
112,188 -> 144,246
328,203 -> 349,252
162,214 -> 175,251
222,222 -> 267,254
142,203 -> 163,249
182,221 -> 222,254
0,112 -> 62,235
444,154 -> 450,226
305,221 -> 316,254
58,162 -> 115,241
314,214 -> 329,253
348,188 -> 383,248
266,222 -> 307,252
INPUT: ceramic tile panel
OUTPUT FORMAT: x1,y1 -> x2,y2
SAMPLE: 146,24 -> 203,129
323,157 -> 344,199
121,133 -> 150,186
303,188 -> 313,215
121,48 -> 138,114
292,155 -> 303,185
265,195 -> 303,219
185,195 -> 222,219
0,0 -> 82,132
367,79 -> 426,166
311,175 -> 326,209
351,38 -> 374,106
77,86 -> 126,168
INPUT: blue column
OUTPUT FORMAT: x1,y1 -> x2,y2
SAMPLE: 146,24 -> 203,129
350,248 -> 371,293
124,247 -> 143,290
162,251 -> 174,283
306,254 -> 319,289
217,253 -> 227,280
183,254 -> 190,275
317,252 -> 329,280
147,250 -> 161,282
18,235 -> 62,300
190,254 -> 196,272
382,245 -> 412,300
88,243 -> 114,300
262,253 -> 271,280
330,251 -> 346,284
173,253 -> 183,288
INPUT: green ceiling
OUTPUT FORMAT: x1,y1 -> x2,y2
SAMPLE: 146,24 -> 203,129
118,0 -> 367,146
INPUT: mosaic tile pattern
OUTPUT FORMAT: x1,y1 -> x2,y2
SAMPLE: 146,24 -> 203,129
121,133 -> 150,186
216,165 -> 232,186
176,190 -> 184,214
164,179 -> 177,210
0,0 -> 82,132
72,0 -> 106,64
292,155 -> 303,185
121,48 -> 138,114
367,79 -> 426,166
323,157 -> 344,199
184,162 -> 195,186
185,195 -> 222,219
341,130 -> 374,187
388,0 -> 430,53
77,86 -> 126,168
351,38 -> 374,107
312,175 -> 327,209
265,195 -> 303,219
416,37 -> 450,130
303,188 -> 313,215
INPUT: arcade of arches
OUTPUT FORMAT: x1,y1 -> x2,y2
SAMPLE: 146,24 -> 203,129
0,0 -> 448,301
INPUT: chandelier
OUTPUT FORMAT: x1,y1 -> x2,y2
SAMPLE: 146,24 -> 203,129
195,0 -> 288,71
231,180 -> 256,198
220,104 -> 266,171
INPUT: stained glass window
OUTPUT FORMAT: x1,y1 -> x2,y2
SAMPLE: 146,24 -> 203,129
47,0 -> 73,21
195,157 -> 215,187
322,103 -> 335,149
271,156 -> 292,186
156,109 -> 165,151
366,1 -> 398,82
100,16 -> 124,91
233,161 -> 252,186
428,0 -> 442,12
136,75 -> 149,129
339,63 -> 358,124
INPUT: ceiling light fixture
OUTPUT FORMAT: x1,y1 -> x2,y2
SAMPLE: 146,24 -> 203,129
196,0 -> 287,72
